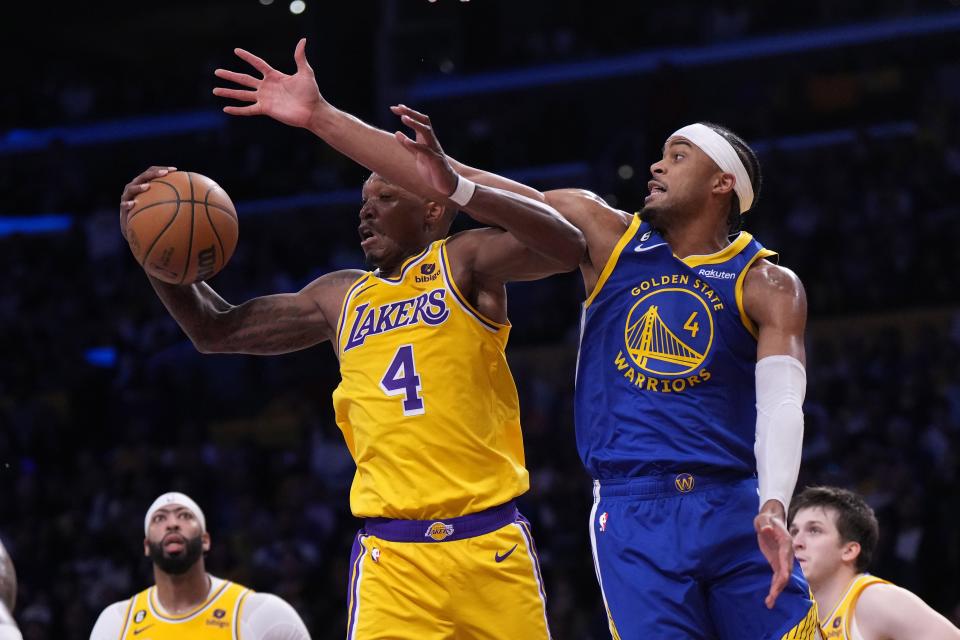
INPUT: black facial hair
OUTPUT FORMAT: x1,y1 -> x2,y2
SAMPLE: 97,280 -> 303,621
147,533 -> 203,575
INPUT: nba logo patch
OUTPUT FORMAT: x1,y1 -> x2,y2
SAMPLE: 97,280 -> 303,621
134,610 -> 147,624
371,547 -> 381,563
599,512 -> 609,532
425,522 -> 455,541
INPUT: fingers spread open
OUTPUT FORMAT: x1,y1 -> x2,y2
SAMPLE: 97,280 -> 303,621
234,48 -> 273,75
213,87 -> 257,103
223,104 -> 261,116
294,38 -> 312,73
392,104 -> 431,125
214,68 -> 260,89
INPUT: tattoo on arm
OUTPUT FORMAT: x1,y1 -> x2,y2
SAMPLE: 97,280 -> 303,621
216,294 -> 329,355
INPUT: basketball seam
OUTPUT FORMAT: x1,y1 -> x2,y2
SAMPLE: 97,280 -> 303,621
204,186 -> 226,267
181,173 -> 196,285
129,200 -> 233,218
128,200 -> 177,224
205,189 -> 237,221
141,199 -> 182,273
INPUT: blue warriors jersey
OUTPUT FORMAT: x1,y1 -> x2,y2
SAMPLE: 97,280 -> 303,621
575,215 -> 777,479
332,240 -> 529,520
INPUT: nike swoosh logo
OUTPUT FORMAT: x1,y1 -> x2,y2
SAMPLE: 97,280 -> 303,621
634,243 -> 666,253
495,544 -> 518,563
133,625 -> 154,635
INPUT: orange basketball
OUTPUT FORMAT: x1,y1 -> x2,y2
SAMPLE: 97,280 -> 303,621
125,171 -> 238,284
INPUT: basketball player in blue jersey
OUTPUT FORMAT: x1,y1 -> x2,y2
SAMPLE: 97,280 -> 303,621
790,486 -> 960,640
212,39 -> 812,638
0,541 -> 23,640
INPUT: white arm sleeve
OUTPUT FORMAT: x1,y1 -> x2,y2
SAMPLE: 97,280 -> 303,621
0,627 -> 22,640
0,601 -> 22,640
89,601 -> 128,640
239,593 -> 311,640
754,355 -> 806,514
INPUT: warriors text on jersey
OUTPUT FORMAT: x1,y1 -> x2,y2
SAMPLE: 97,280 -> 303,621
575,215 -> 777,478
332,239 -> 528,519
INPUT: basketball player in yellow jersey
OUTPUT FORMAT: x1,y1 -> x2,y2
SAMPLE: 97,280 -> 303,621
789,486 -> 960,640
122,93 -> 582,637
89,492 -> 310,640
0,540 -> 23,640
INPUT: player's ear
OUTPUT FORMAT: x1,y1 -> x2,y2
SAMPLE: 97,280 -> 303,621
143,538 -> 150,558
712,172 -> 736,197
202,532 -> 211,553
840,540 -> 861,564
423,200 -> 446,229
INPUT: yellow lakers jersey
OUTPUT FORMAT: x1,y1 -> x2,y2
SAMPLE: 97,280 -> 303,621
819,574 -> 890,640
117,580 -> 251,639
332,239 -> 529,519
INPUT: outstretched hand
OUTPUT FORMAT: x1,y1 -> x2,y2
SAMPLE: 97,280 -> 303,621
213,38 -> 324,129
754,508 -> 794,609
390,104 -> 460,199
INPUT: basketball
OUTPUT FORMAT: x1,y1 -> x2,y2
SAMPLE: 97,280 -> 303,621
125,171 -> 238,284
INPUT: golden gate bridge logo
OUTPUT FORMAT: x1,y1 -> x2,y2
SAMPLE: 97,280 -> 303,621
624,288 -> 714,376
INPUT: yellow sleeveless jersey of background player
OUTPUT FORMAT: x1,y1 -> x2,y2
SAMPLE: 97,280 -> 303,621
332,239 -> 529,519
819,573 -> 891,640
117,580 -> 250,640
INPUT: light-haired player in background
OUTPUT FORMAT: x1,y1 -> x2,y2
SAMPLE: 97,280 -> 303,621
0,540 -> 23,640
90,492 -> 310,640
789,486 -> 960,640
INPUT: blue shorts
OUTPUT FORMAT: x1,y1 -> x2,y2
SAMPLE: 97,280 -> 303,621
590,474 -> 817,640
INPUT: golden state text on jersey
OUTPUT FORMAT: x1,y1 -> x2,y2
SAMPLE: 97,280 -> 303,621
332,240 -> 529,520
575,216 -> 777,479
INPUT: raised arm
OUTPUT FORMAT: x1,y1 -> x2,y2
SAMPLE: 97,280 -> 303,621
213,40 -> 587,271
214,39 -> 457,204
121,168 -> 360,356
743,261 -> 808,609
390,105 -> 585,273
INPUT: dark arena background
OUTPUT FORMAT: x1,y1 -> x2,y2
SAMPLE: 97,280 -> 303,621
2,1 -> 960,638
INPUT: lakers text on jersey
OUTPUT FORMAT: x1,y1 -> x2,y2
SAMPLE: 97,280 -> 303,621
332,239 -> 529,520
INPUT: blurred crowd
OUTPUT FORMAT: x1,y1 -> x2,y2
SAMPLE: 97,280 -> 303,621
3,1 -> 960,638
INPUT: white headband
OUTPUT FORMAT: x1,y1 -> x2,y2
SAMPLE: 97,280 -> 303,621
670,123 -> 755,213
144,492 -> 207,535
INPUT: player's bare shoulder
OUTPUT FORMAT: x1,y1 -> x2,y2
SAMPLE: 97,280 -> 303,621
746,259 -> 805,297
545,189 -> 632,277
545,189 -> 632,231
741,259 -> 807,346
298,268 -> 368,337
305,268 -> 367,310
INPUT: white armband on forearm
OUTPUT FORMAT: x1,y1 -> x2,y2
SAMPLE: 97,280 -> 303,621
448,175 -> 477,207
755,355 -> 806,513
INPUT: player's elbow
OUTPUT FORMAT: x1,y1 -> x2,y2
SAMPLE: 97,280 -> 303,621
187,330 -> 220,354
550,225 -> 587,271
186,313 -> 234,354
